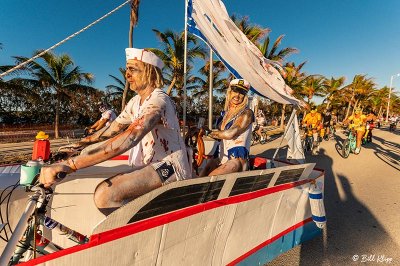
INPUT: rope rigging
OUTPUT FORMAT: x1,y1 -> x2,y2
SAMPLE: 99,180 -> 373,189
0,0 -> 131,79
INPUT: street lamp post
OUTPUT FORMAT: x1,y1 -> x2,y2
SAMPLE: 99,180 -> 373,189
385,73 -> 400,123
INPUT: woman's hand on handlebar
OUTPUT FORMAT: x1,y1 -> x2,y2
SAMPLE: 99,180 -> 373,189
39,162 -> 74,188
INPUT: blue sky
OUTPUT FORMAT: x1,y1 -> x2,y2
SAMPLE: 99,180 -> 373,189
1,0 -> 400,97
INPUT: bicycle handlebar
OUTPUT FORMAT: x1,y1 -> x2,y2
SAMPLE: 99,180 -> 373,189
32,171 -> 68,189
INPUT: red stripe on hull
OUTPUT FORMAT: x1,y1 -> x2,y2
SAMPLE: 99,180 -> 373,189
109,155 -> 129,160
18,178 -> 314,266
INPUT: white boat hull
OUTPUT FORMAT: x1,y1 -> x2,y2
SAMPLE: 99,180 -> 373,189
1,157 -> 324,265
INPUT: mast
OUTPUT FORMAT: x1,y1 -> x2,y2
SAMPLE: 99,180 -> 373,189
183,0 -> 188,136
208,49 -> 214,129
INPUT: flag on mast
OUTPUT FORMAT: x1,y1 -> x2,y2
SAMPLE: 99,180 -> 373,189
284,112 -> 305,163
187,0 -> 302,106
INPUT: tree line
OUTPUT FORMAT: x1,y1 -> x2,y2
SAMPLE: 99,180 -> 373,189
1,16 -> 399,138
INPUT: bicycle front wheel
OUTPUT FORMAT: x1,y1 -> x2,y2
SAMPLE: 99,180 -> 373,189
342,139 -> 350,158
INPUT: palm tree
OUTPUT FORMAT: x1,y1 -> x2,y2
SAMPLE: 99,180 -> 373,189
257,36 -> 298,128
105,68 -> 135,111
150,29 -> 206,96
322,77 -> 346,110
283,61 -> 308,98
13,51 -> 95,138
106,68 -> 126,96
281,61 -> 310,124
300,76 -> 327,104
258,35 -> 298,65
390,93 -> 400,115
341,75 -> 374,120
191,59 -> 227,98
231,15 -> 270,45
371,87 -> 390,117
121,0 -> 140,110
354,80 -> 376,111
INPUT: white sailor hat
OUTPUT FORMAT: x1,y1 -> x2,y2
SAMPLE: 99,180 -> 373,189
125,48 -> 164,69
229,78 -> 251,94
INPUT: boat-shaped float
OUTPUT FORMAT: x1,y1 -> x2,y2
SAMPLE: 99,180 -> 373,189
0,140 -> 325,265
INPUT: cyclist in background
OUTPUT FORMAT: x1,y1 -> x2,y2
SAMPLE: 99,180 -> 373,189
86,103 -> 117,135
255,109 -> 267,143
322,109 -> 332,140
363,110 -> 377,143
331,111 -> 338,130
302,107 -> 322,153
389,115 -> 397,131
343,108 -> 373,154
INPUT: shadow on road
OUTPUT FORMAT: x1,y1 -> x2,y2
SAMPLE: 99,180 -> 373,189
362,136 -> 400,171
297,148 -> 399,265
259,146 -> 400,265
333,134 -> 346,158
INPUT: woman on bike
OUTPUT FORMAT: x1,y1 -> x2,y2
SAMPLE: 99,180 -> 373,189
200,79 -> 254,177
343,108 -> 373,154
39,48 -> 191,215
364,110 -> 376,143
302,107 -> 322,154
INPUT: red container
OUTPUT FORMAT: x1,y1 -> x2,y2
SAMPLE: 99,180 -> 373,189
32,139 -> 51,161
250,157 -> 267,170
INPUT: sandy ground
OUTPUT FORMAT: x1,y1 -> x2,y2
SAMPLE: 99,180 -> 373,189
251,126 -> 400,266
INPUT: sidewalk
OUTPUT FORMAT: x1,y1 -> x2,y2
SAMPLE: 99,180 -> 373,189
0,138 -> 78,165
263,125 -> 284,136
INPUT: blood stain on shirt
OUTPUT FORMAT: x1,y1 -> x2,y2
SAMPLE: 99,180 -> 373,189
160,138 -> 169,152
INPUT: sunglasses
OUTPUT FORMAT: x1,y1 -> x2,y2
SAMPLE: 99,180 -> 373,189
231,86 -> 248,95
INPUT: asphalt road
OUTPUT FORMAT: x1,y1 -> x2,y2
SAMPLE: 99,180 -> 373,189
1,127 -> 398,265
250,127 -> 400,265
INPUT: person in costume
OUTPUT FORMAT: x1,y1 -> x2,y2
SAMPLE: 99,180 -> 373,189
343,108 -> 373,154
40,48 -> 191,215
86,103 -> 117,135
200,79 -> 254,176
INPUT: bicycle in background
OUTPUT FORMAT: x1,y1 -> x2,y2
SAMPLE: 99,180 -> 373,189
302,125 -> 320,155
362,122 -> 374,145
251,126 -> 268,146
342,128 -> 358,158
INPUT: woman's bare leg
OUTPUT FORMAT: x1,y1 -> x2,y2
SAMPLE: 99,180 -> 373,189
208,158 -> 246,176
199,158 -> 220,177
356,130 -> 365,148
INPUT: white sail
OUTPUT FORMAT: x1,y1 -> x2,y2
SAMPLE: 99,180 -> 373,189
187,0 -> 302,106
